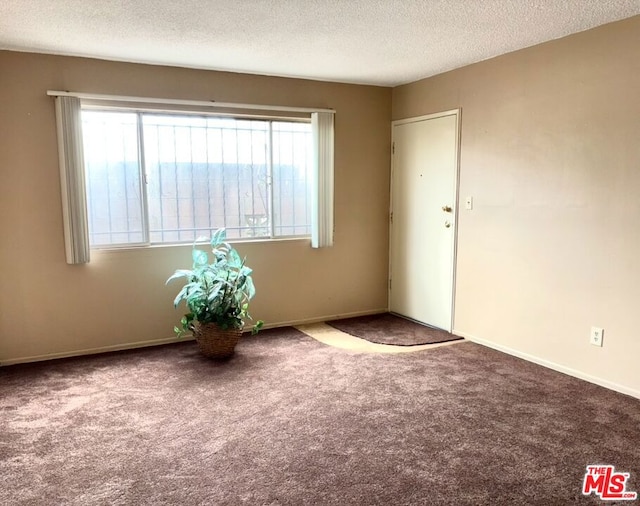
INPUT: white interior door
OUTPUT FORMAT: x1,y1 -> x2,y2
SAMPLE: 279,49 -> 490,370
389,111 -> 459,331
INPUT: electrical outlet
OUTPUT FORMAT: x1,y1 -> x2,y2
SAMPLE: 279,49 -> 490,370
590,327 -> 604,347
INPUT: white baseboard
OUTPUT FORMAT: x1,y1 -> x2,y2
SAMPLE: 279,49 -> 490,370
456,330 -> 640,400
0,335 -> 195,367
6,315 -> 636,400
266,308 -> 388,329
0,308 -> 388,367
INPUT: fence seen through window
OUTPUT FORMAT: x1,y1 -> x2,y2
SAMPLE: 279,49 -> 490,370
82,111 -> 312,246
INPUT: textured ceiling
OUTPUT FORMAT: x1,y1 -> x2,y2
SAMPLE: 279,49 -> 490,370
1,1 -> 639,86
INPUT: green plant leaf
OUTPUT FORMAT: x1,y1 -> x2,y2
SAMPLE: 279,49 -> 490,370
173,285 -> 191,307
211,228 -> 226,247
244,277 -> 255,299
252,320 -> 264,335
166,269 -> 195,284
192,248 -> 208,266
207,283 -> 223,302
228,248 -> 242,268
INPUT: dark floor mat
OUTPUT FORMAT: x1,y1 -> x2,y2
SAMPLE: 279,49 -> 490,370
326,312 -> 464,346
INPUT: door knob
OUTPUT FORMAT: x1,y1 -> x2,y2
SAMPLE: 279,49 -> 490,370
442,205 -> 452,213
445,221 -> 451,228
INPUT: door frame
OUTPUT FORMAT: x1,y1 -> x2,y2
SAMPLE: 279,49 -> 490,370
388,109 -> 462,332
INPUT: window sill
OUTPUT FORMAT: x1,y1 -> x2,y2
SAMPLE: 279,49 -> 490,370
90,236 -> 312,253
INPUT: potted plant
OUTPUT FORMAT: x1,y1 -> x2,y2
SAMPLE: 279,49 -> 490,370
167,228 -> 263,359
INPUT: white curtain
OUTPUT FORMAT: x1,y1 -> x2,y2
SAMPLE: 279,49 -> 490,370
311,112 -> 335,248
55,96 -> 90,264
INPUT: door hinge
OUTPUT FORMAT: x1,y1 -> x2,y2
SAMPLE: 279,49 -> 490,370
392,142 -> 395,154
390,212 -> 393,224
389,279 -> 392,291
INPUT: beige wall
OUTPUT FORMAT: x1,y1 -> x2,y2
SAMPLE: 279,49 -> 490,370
394,16 -> 640,395
0,51 -> 391,363
2,16 -> 639,397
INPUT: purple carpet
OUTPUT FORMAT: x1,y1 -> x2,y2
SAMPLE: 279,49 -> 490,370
1,327 -> 638,505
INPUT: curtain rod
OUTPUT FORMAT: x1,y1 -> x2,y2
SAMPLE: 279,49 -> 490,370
46,90 -> 335,114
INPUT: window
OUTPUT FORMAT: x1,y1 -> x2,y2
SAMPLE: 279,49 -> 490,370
52,93 -> 334,264
82,111 -> 312,246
